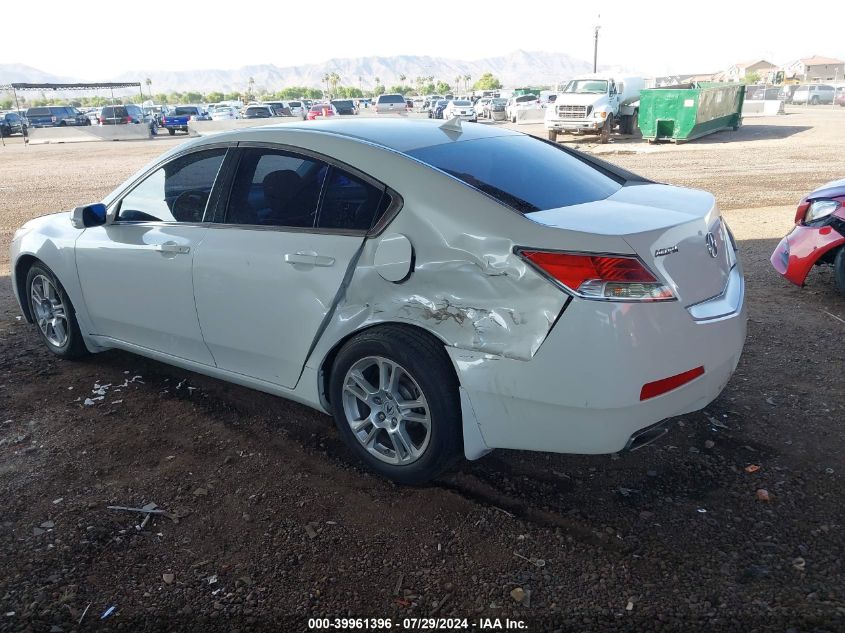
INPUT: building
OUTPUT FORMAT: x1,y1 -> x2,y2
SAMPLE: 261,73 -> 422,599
783,56 -> 845,83
718,59 -> 779,83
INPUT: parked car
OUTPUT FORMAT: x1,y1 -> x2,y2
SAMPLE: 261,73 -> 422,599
331,99 -> 358,115
475,97 -> 491,116
243,105 -> 275,119
99,104 -> 158,134
306,103 -> 338,120
10,120 -> 746,484
262,101 -> 293,117
287,101 -> 307,118
485,97 -> 508,119
161,105 -> 208,135
506,94 -> 539,123
791,84 -> 835,105
778,84 -> 799,103
25,105 -> 90,127
0,111 -> 27,136
210,106 -> 240,120
85,108 -> 101,125
427,100 -> 449,120
835,89 -> 845,108
770,178 -> 845,295
442,99 -> 477,122
374,93 -> 408,114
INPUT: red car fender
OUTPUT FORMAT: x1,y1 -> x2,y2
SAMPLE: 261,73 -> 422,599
771,206 -> 845,286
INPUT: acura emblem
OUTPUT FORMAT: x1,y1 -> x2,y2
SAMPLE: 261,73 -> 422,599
705,232 -> 718,258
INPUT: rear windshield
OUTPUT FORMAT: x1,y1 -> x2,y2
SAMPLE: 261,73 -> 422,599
453,100 -> 472,106
332,100 -> 353,108
174,107 -> 199,115
288,101 -> 302,107
26,107 -> 51,116
101,106 -> 128,117
408,136 -> 622,213
378,94 -> 406,104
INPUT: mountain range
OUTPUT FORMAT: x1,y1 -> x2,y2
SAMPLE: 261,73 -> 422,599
2,51 -> 639,95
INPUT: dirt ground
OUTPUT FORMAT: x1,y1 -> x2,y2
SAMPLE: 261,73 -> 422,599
0,107 -> 843,632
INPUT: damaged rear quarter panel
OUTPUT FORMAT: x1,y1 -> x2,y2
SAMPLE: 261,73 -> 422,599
298,142 -> 631,374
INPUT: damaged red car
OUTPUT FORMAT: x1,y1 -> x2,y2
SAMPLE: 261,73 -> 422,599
771,178 -> 845,295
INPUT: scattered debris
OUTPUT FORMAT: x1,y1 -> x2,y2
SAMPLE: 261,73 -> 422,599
513,551 -> 545,568
207,575 -> 218,585
100,606 -> 116,620
708,416 -> 730,430
162,573 -> 175,584
792,557 -> 806,572
78,603 -> 91,625
304,523 -> 318,539
192,488 -> 208,497
824,467 -> 834,475
40,520 -> 55,529
697,508 -> 707,513
704,440 -> 715,449
393,573 -> 404,596
431,593 -> 450,615
626,598 -> 635,611
745,464 -> 761,473
492,506 -> 514,518
822,310 -> 845,325
756,489 -> 771,502
510,587 -> 527,603
617,487 -> 640,497
52,498 -> 63,504
765,397 -> 776,406
107,503 -> 178,523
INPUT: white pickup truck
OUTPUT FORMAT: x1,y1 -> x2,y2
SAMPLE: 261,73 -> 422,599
545,75 -> 644,143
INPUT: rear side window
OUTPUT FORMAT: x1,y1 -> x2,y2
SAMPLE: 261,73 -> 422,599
317,168 -> 388,231
118,149 -> 226,223
408,136 -> 622,213
27,107 -> 50,116
224,148 -> 328,228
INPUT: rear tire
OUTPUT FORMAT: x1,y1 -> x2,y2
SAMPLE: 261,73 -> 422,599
329,325 -> 463,485
168,128 -> 176,136
834,247 -> 845,297
25,263 -> 89,360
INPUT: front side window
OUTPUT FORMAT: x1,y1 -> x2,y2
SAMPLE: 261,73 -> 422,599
118,148 -> 227,223
224,148 -> 327,227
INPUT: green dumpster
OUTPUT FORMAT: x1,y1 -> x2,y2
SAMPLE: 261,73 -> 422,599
638,82 -> 745,143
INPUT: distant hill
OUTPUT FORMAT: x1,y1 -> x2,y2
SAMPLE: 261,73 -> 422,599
0,63 -> 74,86
112,50 -> 599,93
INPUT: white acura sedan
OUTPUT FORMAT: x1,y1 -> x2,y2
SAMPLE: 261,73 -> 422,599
11,119 -> 746,484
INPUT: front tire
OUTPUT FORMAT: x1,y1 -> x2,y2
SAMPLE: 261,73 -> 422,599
834,247 -> 845,297
329,325 -> 463,484
25,263 -> 89,359
547,129 -> 557,141
600,116 -> 614,143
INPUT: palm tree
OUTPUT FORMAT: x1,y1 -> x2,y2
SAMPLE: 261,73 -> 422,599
247,76 -> 255,100
322,73 -> 330,97
145,77 -> 152,100
464,74 -> 472,93
329,72 -> 341,97
399,74 -> 406,85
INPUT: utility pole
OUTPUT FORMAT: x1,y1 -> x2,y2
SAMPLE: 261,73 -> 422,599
593,17 -> 601,73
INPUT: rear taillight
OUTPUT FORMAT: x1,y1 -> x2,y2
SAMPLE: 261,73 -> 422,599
125,116 -> 132,123
518,250 -> 674,301
99,117 -> 105,124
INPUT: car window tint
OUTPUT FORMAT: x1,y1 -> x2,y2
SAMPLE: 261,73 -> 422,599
317,167 -> 387,231
225,148 -> 328,228
118,149 -> 226,223
408,135 -> 622,213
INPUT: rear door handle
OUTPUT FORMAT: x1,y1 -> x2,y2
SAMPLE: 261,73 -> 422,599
285,252 -> 335,267
153,243 -> 190,254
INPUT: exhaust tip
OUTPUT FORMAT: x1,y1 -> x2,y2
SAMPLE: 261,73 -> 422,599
625,421 -> 670,452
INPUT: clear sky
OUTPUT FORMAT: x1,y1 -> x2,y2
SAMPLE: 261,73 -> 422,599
4,0 -> 843,78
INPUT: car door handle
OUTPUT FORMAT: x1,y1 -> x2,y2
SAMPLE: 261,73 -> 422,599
152,243 -> 190,254
284,252 -> 335,267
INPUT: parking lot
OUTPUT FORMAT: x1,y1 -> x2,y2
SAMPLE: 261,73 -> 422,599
0,106 -> 843,631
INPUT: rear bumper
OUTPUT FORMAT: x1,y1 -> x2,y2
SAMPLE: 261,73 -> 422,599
770,223 -> 845,285
451,265 -> 746,455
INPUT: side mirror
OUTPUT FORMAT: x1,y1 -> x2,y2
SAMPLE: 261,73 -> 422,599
71,203 -> 108,228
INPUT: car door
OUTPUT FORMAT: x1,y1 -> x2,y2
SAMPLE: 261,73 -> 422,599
192,145 -> 392,388
75,147 -> 230,364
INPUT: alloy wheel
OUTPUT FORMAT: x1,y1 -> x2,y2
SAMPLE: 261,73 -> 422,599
341,356 -> 431,466
30,274 -> 68,347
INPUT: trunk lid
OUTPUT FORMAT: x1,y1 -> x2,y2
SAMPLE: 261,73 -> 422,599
524,183 -> 732,306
